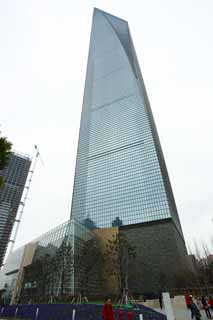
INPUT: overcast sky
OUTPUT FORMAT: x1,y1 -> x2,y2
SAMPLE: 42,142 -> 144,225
1,0 -> 213,252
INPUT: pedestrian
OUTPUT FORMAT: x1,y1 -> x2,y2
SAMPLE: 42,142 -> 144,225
209,297 -> 213,309
201,296 -> 211,319
118,309 -> 124,320
185,293 -> 191,309
190,296 -> 202,320
102,298 -> 114,320
159,292 -> 163,309
127,310 -> 134,320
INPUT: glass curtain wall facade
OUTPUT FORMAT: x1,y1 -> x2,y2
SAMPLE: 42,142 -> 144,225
0,152 -> 31,268
0,220 -> 93,303
71,9 -> 184,237
0,245 -> 26,303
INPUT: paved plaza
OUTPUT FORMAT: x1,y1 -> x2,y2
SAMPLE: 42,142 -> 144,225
155,307 -> 210,320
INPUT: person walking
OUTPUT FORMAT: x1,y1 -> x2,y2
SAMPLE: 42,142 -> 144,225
159,292 -> 163,309
103,298 -> 114,320
185,293 -> 191,309
118,309 -> 124,320
190,296 -> 202,320
201,296 -> 211,319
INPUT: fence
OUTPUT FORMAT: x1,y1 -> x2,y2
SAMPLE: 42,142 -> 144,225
0,303 -> 167,320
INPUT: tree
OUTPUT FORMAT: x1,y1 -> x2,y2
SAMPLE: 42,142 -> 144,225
175,241 -> 213,292
20,241 -> 74,303
0,135 -> 12,187
21,247 -> 73,303
76,237 -> 102,297
22,253 -> 52,303
54,241 -> 74,300
104,233 -> 136,298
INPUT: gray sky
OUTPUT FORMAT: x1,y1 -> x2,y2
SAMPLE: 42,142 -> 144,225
0,0 -> 213,252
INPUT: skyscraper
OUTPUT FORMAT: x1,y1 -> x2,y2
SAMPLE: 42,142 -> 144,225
71,8 -> 182,234
0,152 -> 31,268
70,8 -> 187,293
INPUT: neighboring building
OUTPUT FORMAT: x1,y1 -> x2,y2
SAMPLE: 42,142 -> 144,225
70,8 -> 187,294
0,152 -> 31,268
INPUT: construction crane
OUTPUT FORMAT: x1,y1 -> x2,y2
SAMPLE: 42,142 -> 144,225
8,145 -> 44,255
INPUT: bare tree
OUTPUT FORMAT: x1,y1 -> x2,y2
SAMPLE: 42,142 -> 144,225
54,241 -> 74,300
175,240 -> 213,292
21,253 -> 52,303
21,242 -> 74,303
76,237 -> 102,299
104,233 -> 136,301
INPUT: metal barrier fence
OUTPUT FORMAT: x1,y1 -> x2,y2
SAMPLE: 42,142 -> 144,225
0,303 -> 167,320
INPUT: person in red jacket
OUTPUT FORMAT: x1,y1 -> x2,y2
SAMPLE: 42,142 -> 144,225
185,293 -> 191,309
102,298 -> 114,320
118,309 -> 124,320
127,310 -> 134,320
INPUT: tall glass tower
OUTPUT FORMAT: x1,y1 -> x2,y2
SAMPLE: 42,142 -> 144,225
71,8 -> 184,239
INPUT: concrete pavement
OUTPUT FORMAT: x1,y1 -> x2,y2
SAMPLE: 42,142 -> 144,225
155,307 -> 211,320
